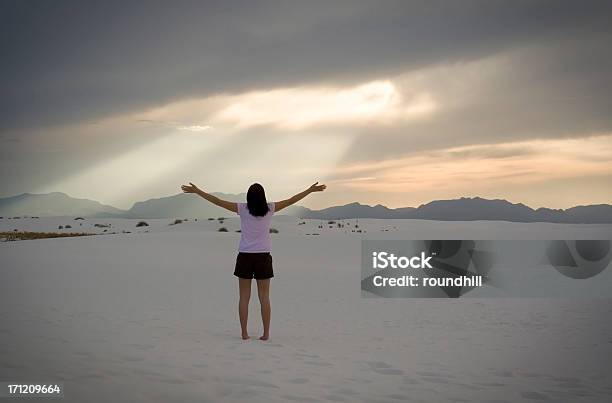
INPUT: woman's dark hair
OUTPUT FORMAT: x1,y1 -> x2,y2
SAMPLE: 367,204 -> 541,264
247,183 -> 269,217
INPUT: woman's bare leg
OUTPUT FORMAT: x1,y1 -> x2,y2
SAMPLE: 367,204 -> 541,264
256,279 -> 271,340
238,278 -> 252,340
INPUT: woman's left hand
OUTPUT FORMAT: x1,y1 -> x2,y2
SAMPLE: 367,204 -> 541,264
308,182 -> 327,192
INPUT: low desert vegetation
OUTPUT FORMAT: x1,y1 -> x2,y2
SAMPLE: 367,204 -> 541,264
1,231 -> 96,242
171,219 -> 183,225
269,228 -> 279,234
74,217 -> 84,220
94,223 -> 111,228
218,227 -> 228,232
136,221 -> 149,227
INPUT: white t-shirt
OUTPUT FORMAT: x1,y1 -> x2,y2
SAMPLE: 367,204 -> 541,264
236,202 -> 275,253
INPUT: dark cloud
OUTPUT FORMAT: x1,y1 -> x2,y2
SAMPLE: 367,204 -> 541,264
341,38 -> 612,163
2,0 -> 612,132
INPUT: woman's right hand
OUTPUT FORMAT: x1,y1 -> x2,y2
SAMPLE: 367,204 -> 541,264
308,182 -> 327,192
181,182 -> 201,194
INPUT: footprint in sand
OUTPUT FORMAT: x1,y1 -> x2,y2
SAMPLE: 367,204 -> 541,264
287,378 -> 310,384
225,377 -> 279,388
304,360 -> 333,367
365,361 -> 404,375
329,387 -> 360,396
521,391 -> 549,400
120,354 -> 145,362
325,394 -> 347,402
416,370 -> 455,378
281,394 -> 318,402
386,394 -> 409,400
295,352 -> 319,359
419,376 -> 451,384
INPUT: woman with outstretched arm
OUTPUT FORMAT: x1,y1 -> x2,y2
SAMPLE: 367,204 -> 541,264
180,181 -> 327,340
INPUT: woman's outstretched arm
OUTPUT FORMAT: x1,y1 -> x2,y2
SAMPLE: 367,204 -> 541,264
181,182 -> 238,213
275,182 -> 327,212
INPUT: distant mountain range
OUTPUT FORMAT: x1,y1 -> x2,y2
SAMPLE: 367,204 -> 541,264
295,198 -> 612,223
0,192 -> 305,219
1,192 -> 611,223
0,192 -> 125,218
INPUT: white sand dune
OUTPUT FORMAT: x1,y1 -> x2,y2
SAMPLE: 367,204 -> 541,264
1,217 -> 612,402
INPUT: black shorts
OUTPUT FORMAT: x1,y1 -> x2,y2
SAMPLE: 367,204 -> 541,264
234,252 -> 274,279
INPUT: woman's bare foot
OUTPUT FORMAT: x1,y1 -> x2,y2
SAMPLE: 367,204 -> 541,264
242,333 -> 251,340
259,334 -> 269,340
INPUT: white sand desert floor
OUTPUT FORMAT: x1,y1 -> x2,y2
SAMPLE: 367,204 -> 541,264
1,216 -> 612,402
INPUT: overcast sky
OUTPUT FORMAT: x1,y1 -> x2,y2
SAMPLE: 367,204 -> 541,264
1,0 -> 611,209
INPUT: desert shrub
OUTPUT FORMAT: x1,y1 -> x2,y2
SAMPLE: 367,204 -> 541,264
217,217 -> 225,221
94,223 -> 110,228
1,231 -> 95,241
235,230 -> 241,233
136,221 -> 149,227
65,224 -> 72,229
218,227 -> 228,232
74,217 -> 84,220
328,220 -> 336,224
269,228 -> 279,234
58,225 -> 63,229
172,219 -> 183,225
208,218 -> 215,221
